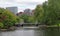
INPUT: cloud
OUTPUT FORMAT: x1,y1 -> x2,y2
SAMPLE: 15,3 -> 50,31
0,0 -> 47,12
0,0 -> 47,5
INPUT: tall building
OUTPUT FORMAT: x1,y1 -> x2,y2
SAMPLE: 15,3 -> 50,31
6,7 -> 18,15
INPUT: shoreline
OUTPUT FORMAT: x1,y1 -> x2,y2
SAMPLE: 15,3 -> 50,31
0,25 -> 60,31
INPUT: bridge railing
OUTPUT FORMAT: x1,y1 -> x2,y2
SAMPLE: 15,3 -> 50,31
14,23 -> 46,27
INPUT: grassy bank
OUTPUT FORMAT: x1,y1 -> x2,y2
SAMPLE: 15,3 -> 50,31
59,24 -> 60,26
47,24 -> 60,27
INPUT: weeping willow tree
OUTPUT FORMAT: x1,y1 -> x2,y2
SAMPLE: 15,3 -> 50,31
47,0 -> 60,25
34,5 -> 44,24
34,0 -> 60,25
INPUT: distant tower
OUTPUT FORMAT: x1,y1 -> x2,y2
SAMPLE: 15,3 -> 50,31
6,7 -> 18,15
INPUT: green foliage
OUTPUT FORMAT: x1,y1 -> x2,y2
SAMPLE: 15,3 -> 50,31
19,14 -> 35,23
34,5 -> 44,23
34,0 -> 60,25
0,8 -> 20,28
28,16 -> 35,23
47,0 -> 60,25
0,22 -> 4,28
34,5 -> 43,18
19,14 -> 29,23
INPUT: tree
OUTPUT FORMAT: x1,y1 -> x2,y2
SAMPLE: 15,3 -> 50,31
27,16 -> 35,23
0,22 -> 4,29
34,0 -> 60,25
19,14 -> 29,23
34,5 -> 44,24
47,0 -> 60,25
0,8 -> 20,28
19,14 -> 35,23
41,1 -> 48,24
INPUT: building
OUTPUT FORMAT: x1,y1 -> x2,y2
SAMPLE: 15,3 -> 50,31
24,9 -> 32,13
17,9 -> 35,16
6,7 -> 18,15
24,9 -> 32,16
31,10 -> 35,16
16,12 -> 24,16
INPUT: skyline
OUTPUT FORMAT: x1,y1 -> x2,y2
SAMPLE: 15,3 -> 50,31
0,0 -> 47,12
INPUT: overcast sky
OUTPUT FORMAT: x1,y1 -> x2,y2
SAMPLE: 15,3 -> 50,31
0,0 -> 47,12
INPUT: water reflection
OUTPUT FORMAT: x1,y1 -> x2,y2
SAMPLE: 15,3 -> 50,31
0,27 -> 60,36
0,29 -> 44,36
45,27 -> 60,36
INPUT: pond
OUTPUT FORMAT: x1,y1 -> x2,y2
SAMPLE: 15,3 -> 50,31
0,27 -> 60,36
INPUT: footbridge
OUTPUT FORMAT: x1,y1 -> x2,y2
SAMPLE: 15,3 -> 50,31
14,23 -> 46,27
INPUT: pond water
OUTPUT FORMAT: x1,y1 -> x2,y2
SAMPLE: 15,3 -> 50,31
0,27 -> 60,36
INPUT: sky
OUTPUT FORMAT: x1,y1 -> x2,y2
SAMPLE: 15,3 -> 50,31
0,0 -> 47,12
